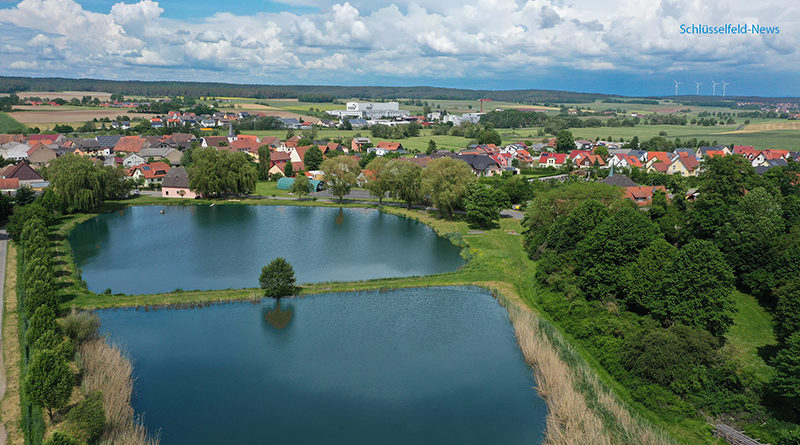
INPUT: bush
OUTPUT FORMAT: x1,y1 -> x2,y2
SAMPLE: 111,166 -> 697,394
65,391 -> 105,443
44,431 -> 84,445
62,311 -> 100,343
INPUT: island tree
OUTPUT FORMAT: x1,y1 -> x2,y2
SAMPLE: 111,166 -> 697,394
259,258 -> 299,299
320,156 -> 360,202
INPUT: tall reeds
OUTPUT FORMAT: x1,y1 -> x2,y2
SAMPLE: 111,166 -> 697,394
497,291 -> 671,445
79,339 -> 159,445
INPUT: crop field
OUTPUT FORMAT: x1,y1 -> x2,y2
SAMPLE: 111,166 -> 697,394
7,109 -> 153,124
0,90 -> 112,100
721,120 -> 800,133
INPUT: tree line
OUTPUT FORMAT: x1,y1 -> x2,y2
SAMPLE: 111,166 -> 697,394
522,156 -> 800,443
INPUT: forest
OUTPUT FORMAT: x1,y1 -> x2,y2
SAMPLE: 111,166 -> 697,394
522,156 -> 800,443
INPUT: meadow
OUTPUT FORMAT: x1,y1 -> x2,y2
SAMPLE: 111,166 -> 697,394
0,112 -> 24,132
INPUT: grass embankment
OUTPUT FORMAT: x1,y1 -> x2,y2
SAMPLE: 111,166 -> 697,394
1,243 -> 24,445
0,112 -> 25,132
726,291 -> 777,383
55,201 -> 677,444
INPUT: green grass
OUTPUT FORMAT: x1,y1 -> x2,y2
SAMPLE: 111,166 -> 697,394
0,112 -> 25,132
254,181 -> 291,197
726,291 -> 777,383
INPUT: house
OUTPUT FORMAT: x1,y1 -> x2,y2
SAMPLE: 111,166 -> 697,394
457,154 -> 502,176
0,178 -> 20,196
665,154 -> 700,177
1,162 -> 45,187
350,137 -> 371,152
538,152 -> 567,168
645,151 -> 671,170
608,153 -> 643,169
123,153 -> 147,167
163,148 -> 182,165
161,167 -> 197,199
201,136 -> 229,148
128,162 -> 170,187
27,144 -> 57,166
114,136 -> 146,154
624,185 -> 668,206
370,141 -> 404,156
575,154 -> 606,168
96,135 -> 122,154
600,173 -> 638,187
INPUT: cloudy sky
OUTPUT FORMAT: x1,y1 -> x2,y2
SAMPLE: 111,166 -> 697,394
0,0 -> 797,96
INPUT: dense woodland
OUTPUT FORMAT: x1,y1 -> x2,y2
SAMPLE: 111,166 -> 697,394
522,156 -> 800,443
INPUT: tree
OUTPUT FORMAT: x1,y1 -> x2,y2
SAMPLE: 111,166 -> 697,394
426,139 -> 437,155
303,146 -> 323,171
320,156 -> 360,202
575,206 -> 660,300
104,166 -> 133,199
257,145 -> 271,180
187,148 -> 257,197
42,155 -> 107,213
555,130 -> 574,153
775,280 -> 800,342
545,199 -> 610,253
362,157 -> 392,204
500,175 -> 532,204
23,349 -> 73,419
476,127 -> 501,145
26,305 -> 58,349
771,331 -> 800,411
14,185 -> 36,206
657,240 -> 736,337
290,175 -> 311,200
388,160 -> 423,209
465,183 -> 500,228
624,238 -> 678,314
422,157 -> 475,218
283,160 -> 294,177
259,258 -> 299,299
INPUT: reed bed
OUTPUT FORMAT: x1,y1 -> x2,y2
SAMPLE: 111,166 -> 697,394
79,339 -> 159,445
497,290 -> 671,445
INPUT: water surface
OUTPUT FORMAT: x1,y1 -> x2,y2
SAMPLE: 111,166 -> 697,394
70,205 -> 464,294
98,287 -> 547,444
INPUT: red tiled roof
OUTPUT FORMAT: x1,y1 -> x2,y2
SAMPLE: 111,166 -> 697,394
0,178 -> 20,189
129,162 -> 170,179
376,141 -> 402,151
115,136 -> 145,153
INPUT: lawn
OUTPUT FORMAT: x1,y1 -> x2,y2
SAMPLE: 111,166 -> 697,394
0,112 -> 25,132
726,291 -> 777,383
255,180 -> 291,197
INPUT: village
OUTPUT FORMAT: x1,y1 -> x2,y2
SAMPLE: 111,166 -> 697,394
1,101 -> 799,209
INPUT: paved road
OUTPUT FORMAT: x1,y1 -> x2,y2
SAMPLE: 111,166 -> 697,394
0,228 -> 7,445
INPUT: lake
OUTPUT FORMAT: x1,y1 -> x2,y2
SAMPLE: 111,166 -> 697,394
98,287 -> 547,444
70,205 -> 464,295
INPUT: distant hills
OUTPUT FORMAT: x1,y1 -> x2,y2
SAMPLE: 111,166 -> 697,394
0,76 -> 797,104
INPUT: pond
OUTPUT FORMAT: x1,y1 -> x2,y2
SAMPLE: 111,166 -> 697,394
98,287 -> 547,444
70,205 -> 464,295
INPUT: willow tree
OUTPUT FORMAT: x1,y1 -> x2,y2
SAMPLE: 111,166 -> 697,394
421,157 -> 475,218
320,156 -> 360,202
188,147 -> 257,197
43,154 -> 107,213
389,160 -> 423,209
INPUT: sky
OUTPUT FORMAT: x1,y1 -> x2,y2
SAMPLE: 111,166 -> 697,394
0,0 -> 798,97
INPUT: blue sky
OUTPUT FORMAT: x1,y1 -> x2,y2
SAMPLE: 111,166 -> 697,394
0,0 -> 798,97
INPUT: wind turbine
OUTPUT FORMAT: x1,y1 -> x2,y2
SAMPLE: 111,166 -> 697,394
673,80 -> 682,96
711,80 -> 719,96
695,81 -> 703,95
721,81 -> 730,97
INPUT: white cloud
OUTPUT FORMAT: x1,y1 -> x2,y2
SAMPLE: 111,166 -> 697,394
9,60 -> 38,69
0,0 -> 796,88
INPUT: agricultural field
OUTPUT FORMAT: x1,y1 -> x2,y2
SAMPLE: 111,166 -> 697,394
7,109 -> 153,125
0,90 -> 113,100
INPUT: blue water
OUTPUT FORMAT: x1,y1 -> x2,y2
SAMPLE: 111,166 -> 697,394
98,287 -> 547,444
69,205 -> 464,295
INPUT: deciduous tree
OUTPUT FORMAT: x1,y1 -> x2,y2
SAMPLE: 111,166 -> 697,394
259,258 -> 299,299
320,156 -> 360,202
465,183 -> 500,228
303,145 -> 323,171
23,349 -> 73,419
290,175 -> 311,200
421,157 -> 475,218
42,155 -> 107,213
